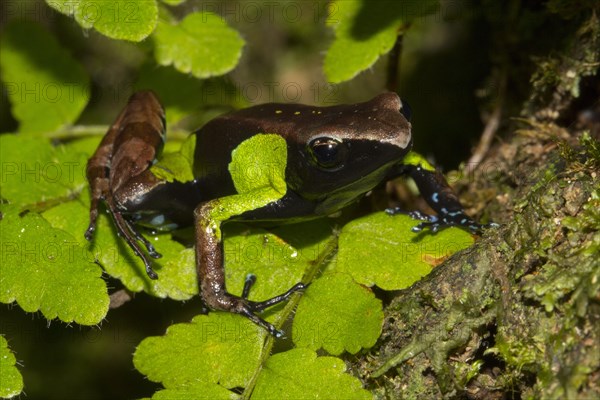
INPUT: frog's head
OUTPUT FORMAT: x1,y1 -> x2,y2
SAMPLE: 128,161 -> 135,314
288,92 -> 412,202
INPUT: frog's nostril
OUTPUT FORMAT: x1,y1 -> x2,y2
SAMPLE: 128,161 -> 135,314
370,92 -> 402,112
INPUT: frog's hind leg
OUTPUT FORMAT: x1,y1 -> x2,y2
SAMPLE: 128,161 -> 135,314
85,111 -> 121,242
241,274 -> 306,311
87,147 -> 163,279
237,281 -> 306,337
85,91 -> 167,280
238,277 -> 307,337
105,196 -> 161,279
195,200 -> 307,338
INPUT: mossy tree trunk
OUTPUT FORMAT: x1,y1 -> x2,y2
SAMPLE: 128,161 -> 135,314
357,4 -> 600,399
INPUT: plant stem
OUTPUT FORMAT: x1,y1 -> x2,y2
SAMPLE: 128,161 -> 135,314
386,32 -> 405,94
241,236 -> 338,399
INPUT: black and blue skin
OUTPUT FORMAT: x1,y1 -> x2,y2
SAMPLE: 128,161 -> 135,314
85,91 -> 490,337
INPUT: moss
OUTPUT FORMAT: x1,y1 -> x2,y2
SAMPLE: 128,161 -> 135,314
346,3 -> 600,398
525,10 -> 600,120
361,109 -> 599,399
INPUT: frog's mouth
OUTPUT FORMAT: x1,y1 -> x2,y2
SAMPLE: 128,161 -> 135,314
288,136 -> 409,198
312,156 -> 401,216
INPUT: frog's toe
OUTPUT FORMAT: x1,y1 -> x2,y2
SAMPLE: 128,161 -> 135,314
467,221 -> 499,233
84,227 -> 94,241
411,224 -> 423,233
146,267 -> 158,280
146,245 -> 162,259
242,273 -> 257,299
411,221 -> 437,232
385,207 -> 403,216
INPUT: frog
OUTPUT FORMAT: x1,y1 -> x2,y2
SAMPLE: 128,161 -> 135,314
85,90 -> 490,337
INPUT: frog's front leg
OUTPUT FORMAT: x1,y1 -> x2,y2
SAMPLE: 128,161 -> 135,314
194,199 -> 306,337
387,152 -> 494,233
85,91 -> 166,279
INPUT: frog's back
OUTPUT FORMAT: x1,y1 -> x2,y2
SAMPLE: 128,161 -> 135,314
193,103 -> 297,199
192,93 -> 410,201
192,101 -> 355,199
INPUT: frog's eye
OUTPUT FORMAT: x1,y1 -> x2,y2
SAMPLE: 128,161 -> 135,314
308,137 -> 347,170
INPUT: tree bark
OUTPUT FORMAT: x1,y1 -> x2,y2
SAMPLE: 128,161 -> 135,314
357,6 -> 600,400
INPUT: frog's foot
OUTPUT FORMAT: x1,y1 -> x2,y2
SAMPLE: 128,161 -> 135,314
131,226 -> 163,260
385,207 -> 432,222
412,209 -> 497,234
89,197 -> 162,279
386,207 -> 497,234
236,274 -> 307,337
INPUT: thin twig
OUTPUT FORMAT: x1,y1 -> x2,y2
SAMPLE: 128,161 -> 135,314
241,237 -> 338,399
386,33 -> 405,94
467,68 -> 507,173
468,100 -> 502,167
